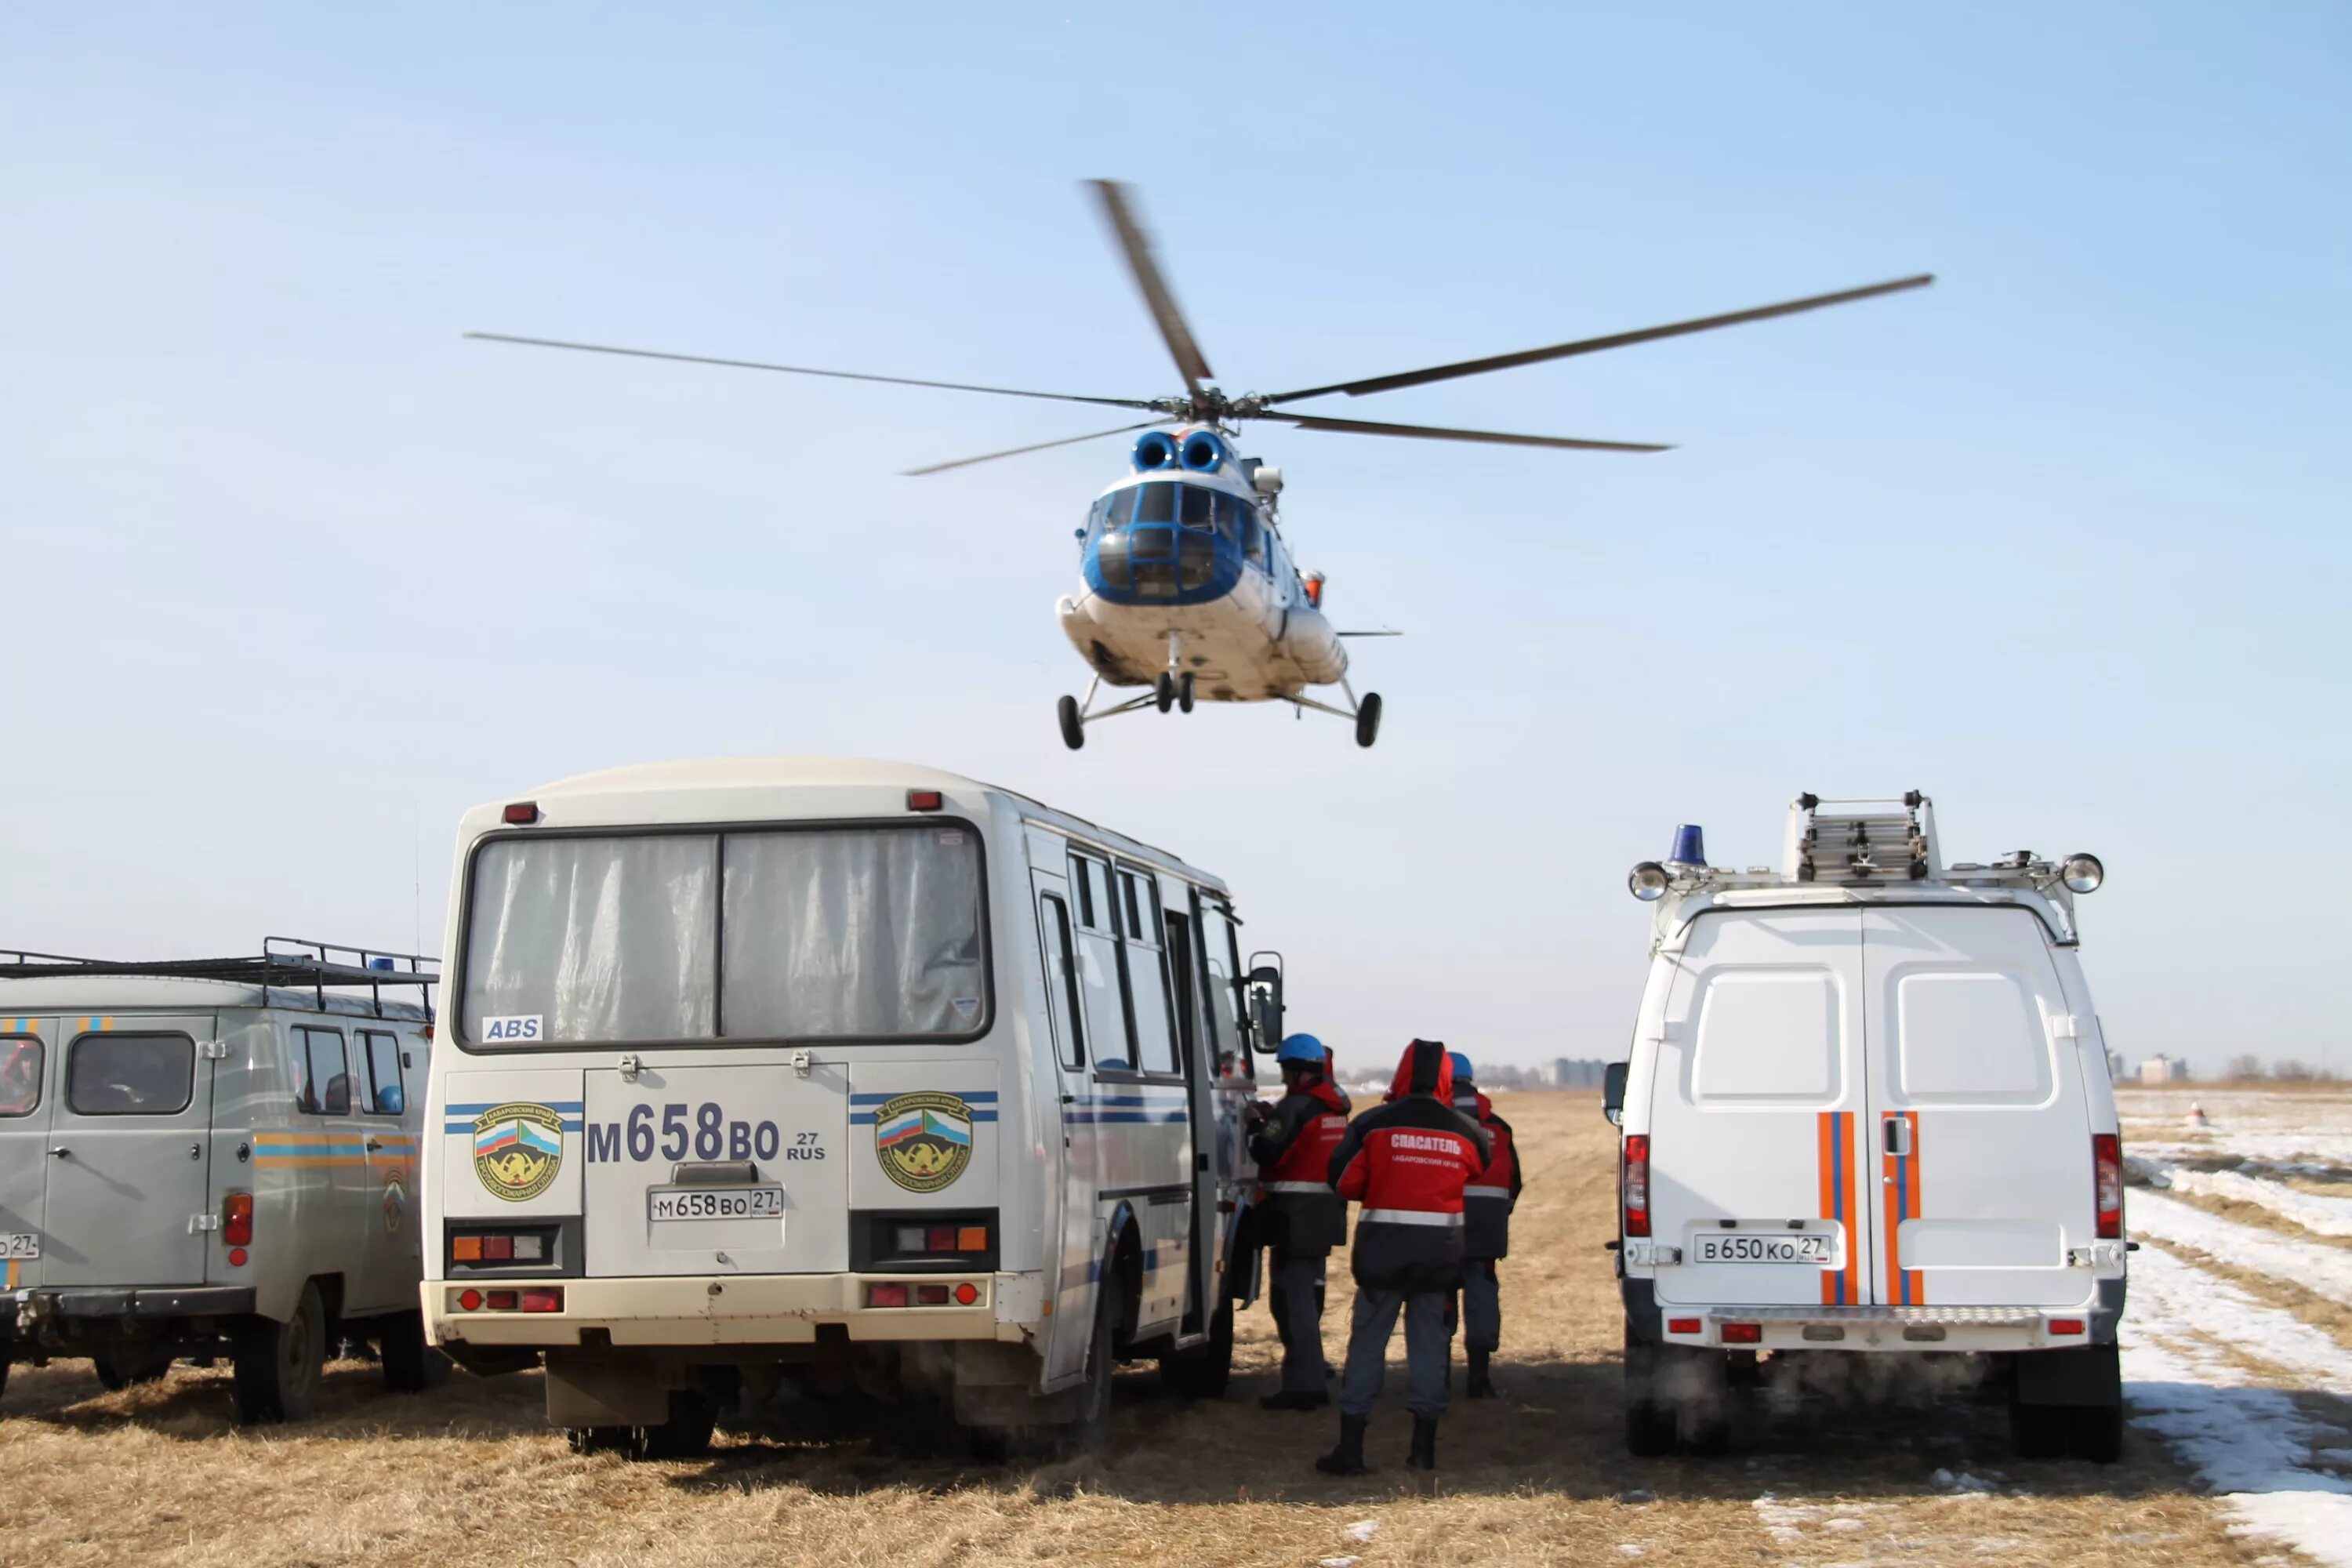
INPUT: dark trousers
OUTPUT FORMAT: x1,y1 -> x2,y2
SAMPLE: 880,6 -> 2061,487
1268,1247 -> 1329,1393
1338,1286 -> 1450,1420
1456,1258 -> 1500,1351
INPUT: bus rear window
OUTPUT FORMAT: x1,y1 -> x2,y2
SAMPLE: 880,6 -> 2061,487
461,826 -> 986,1046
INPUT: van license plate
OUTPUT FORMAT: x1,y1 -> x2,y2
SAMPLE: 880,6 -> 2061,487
2,1233 -> 38,1259
648,1187 -> 783,1221
1693,1233 -> 1830,1264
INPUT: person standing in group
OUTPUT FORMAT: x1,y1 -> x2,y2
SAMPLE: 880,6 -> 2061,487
1247,1033 -> 1353,1410
1316,1039 -> 1489,1475
1448,1052 -> 1520,1400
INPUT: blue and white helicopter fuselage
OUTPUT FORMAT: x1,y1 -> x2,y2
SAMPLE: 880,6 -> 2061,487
1054,427 -> 1372,748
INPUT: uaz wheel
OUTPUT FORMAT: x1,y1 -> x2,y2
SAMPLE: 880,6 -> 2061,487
233,1279 -> 326,1424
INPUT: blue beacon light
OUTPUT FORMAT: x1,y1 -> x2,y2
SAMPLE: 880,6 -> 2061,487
1668,824 -> 1706,866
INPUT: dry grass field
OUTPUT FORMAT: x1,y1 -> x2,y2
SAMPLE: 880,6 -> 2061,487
0,1093 -> 2319,1567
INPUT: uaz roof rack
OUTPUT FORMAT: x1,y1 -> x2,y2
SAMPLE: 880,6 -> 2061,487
0,937 -> 439,1020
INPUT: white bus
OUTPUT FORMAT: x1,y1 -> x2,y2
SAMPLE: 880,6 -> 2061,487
420,757 -> 1277,1457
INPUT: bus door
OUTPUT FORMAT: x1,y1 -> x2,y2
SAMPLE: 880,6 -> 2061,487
1032,857 -> 1099,1385
1163,886 -> 1218,1341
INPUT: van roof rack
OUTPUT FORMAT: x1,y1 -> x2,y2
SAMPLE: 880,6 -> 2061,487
1785,792 -> 1941,884
0,937 -> 439,1019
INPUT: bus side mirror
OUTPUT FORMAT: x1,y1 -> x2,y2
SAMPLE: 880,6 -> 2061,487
1602,1062 -> 1628,1126
1247,964 -> 1285,1055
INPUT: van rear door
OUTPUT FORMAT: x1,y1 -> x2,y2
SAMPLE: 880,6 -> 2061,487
43,1017 -> 216,1287
1861,906 -> 2093,1308
1649,911 -> 1871,1308
0,1018 -> 57,1288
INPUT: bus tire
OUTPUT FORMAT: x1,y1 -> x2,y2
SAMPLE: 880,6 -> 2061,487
630,1389 -> 717,1461
378,1311 -> 449,1392
233,1279 -> 326,1424
94,1348 -> 174,1390
1068,1272 -> 1126,1454
1159,1301 -> 1235,1400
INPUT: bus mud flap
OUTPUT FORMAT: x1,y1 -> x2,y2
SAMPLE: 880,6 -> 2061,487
545,1348 -> 680,1427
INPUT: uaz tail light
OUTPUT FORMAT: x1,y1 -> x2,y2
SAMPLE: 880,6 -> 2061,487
1622,1134 -> 1652,1238
2093,1133 -> 2123,1239
223,1192 -> 254,1247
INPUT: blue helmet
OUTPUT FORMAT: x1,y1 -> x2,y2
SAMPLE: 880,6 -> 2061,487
1448,1051 -> 1475,1084
1276,1033 -> 1327,1066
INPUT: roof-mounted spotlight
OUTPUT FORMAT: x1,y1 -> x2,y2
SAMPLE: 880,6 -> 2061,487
1628,861 -> 1671,902
2061,853 -> 2105,895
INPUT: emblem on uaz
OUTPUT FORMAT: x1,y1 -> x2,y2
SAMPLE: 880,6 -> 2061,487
474,1102 -> 564,1202
874,1091 -> 973,1193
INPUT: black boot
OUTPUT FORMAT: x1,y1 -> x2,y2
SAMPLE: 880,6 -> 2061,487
1406,1414 -> 1439,1471
1466,1348 -> 1498,1400
1260,1388 -> 1329,1411
1315,1414 -> 1371,1475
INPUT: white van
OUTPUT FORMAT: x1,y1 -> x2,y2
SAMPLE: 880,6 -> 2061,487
419,758 -> 1274,1457
0,941 -> 441,1421
1606,795 -> 2126,1461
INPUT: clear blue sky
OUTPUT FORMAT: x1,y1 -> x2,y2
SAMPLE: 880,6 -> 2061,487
4,3 -> 2347,1076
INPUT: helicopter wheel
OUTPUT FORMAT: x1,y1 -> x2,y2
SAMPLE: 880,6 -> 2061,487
1154,672 -> 1176,713
1057,695 -> 1086,751
1355,692 -> 1383,749
1177,673 -> 1196,713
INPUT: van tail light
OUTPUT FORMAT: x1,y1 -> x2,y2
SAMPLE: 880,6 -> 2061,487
1622,1134 -> 1651,1238
2092,1133 -> 2123,1239
1722,1322 -> 1762,1345
223,1192 -> 254,1247
2049,1318 -> 2085,1336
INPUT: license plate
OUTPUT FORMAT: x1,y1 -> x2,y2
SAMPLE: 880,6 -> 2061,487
648,1187 -> 783,1221
1693,1232 -> 1831,1265
2,1232 -> 38,1259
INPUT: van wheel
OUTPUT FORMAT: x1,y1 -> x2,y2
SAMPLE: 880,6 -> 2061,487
1622,1333 -> 1676,1457
1673,1347 -> 1732,1457
1159,1301 -> 1235,1399
94,1348 -> 174,1390
2008,1393 -> 2067,1459
1068,1272 -> 1127,1454
630,1390 -> 717,1460
377,1311 -> 449,1392
2064,1403 -> 2123,1463
233,1279 -> 327,1424
1,1357 -> 12,1406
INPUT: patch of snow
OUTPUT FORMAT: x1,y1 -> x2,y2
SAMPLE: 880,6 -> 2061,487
2131,1156 -> 2352,1238
2125,1243 -> 2352,1567
1319,1558 -> 1360,1567
2132,1190 -> 2352,1306
1342,1520 -> 1378,1543
1617,1488 -> 1654,1503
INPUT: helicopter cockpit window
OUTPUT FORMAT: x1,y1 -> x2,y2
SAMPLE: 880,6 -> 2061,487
1135,482 -> 1177,526
1179,484 -> 1216,531
1239,513 -> 1267,570
1101,488 -> 1137,529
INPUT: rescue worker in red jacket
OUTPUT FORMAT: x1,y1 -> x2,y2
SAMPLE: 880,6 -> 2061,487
1315,1039 -> 1490,1475
1247,1033 -> 1352,1410
1448,1052 -> 1520,1399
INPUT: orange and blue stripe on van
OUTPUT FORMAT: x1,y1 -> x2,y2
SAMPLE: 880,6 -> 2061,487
1816,1111 -> 1861,1305
1882,1111 -> 1925,1305
251,1131 -> 419,1168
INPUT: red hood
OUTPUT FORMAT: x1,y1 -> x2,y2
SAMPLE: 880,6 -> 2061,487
1386,1039 -> 1454,1102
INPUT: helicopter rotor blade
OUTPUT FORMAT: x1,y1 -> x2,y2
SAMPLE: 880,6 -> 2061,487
902,419 -> 1169,477
463,333 -> 1160,412
1086,180 -> 1214,401
1264,274 -> 1935,404
1263,412 -> 1671,453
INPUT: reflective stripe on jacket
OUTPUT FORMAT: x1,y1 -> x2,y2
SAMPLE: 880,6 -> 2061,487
1329,1041 -> 1490,1291
1454,1088 -> 1521,1259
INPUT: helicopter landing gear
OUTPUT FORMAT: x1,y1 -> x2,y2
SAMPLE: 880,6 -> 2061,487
1057,676 -> 1160,750
1178,672 -> 1196,713
1058,695 -> 1086,751
1154,672 -> 1177,713
1279,677 -> 1384,748
1355,691 -> 1382,748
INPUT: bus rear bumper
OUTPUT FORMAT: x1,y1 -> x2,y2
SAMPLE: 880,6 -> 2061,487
424,1273 -> 1029,1348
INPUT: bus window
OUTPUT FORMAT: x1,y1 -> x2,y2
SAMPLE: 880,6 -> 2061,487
1069,853 -> 1134,1072
1040,893 -> 1085,1072
1120,870 -> 1179,1076
1199,902 -> 1247,1078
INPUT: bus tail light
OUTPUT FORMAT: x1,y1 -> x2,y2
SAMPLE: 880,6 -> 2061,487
1623,1135 -> 1652,1237
519,1289 -> 564,1313
866,1283 -> 909,1308
2093,1134 -> 2123,1239
223,1192 -> 254,1247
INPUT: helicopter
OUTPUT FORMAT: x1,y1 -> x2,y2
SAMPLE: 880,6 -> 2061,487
469,182 -> 1931,750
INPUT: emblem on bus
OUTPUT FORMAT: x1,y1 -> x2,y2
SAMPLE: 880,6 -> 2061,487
874,1091 -> 974,1194
473,1102 -> 564,1202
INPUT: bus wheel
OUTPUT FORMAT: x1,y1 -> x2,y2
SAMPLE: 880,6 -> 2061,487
1068,1273 -> 1127,1454
1159,1301 -> 1235,1399
630,1389 -> 717,1461
1058,695 -> 1086,751
233,1279 -> 326,1424
378,1311 -> 449,1392
94,1348 -> 173,1390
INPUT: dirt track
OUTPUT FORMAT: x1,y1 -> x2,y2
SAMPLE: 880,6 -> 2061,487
0,1093 -> 2270,1566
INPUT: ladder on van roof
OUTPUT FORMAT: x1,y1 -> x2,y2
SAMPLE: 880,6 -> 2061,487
1783,793 -> 1941,884
0,937 -> 440,1020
